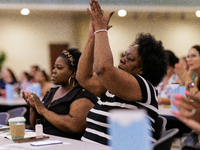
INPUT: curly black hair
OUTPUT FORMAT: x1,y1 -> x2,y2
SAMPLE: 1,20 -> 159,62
133,33 -> 167,86
59,48 -> 82,72
165,50 -> 179,68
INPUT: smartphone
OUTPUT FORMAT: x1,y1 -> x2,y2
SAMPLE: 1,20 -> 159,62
30,140 -> 63,146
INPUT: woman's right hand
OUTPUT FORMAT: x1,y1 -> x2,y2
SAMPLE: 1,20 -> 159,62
172,91 -> 200,127
22,90 -> 35,108
88,19 -> 113,39
87,0 -> 114,30
174,63 -> 192,88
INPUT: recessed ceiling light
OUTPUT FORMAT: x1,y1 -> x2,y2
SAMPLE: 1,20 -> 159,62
21,8 -> 30,15
195,10 -> 200,17
118,9 -> 127,17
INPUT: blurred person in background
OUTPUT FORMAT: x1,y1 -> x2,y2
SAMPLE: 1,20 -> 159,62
18,71 -> 31,91
29,65 -> 40,83
176,57 -> 196,85
0,67 -> 18,96
157,50 -> 179,105
175,45 -> 200,97
34,70 -> 54,97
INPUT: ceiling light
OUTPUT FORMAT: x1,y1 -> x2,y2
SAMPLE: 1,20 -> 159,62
195,10 -> 200,17
21,8 -> 30,15
118,9 -> 127,17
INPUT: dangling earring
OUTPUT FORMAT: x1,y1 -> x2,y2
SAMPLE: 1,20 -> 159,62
68,77 -> 75,86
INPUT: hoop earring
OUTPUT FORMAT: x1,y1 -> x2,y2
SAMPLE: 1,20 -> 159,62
68,77 -> 75,87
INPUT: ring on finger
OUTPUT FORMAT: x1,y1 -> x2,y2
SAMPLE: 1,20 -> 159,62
190,108 -> 196,115
190,99 -> 194,102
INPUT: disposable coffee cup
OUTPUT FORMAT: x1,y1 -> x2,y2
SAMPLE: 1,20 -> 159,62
8,117 -> 26,140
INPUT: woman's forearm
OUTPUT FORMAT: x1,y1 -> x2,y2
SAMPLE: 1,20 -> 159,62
76,37 -> 94,84
42,110 -> 86,133
41,99 -> 94,134
94,32 -> 113,74
29,108 -> 38,130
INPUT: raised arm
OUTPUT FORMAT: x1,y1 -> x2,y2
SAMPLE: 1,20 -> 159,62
87,0 -> 143,101
76,22 -> 106,98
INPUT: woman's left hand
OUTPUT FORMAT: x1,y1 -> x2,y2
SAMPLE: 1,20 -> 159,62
87,0 -> 114,30
174,63 -> 193,88
28,92 -> 46,115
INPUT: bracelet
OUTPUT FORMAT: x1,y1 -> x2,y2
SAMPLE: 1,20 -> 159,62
94,29 -> 108,35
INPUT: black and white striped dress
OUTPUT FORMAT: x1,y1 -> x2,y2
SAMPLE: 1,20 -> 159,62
81,75 -> 158,145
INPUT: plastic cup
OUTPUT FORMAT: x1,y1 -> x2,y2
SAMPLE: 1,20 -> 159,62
170,84 -> 186,112
108,109 -> 151,150
5,84 -> 14,100
8,117 -> 26,140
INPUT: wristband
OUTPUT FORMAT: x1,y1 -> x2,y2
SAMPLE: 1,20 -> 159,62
94,29 -> 108,35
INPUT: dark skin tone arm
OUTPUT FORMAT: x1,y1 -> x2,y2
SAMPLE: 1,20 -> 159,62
23,91 -> 94,133
76,22 -> 107,98
22,90 -> 38,129
87,0 -> 143,101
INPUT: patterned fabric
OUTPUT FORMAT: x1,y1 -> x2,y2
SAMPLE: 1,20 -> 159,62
81,75 -> 158,145
157,73 -> 178,98
62,50 -> 75,67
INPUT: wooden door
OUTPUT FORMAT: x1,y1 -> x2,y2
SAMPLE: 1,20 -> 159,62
49,44 -> 68,71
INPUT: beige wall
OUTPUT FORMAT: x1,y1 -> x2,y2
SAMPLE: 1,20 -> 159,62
0,12 -> 79,78
0,11 -> 199,78
77,12 -> 200,67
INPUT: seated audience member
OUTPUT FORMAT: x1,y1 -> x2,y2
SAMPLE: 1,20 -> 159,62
175,45 -> 200,97
157,50 -> 179,105
0,67 -> 18,95
76,0 -> 167,145
29,65 -> 40,83
18,71 -> 31,91
34,70 -> 54,97
172,91 -> 200,135
176,57 -> 196,86
22,49 -> 98,140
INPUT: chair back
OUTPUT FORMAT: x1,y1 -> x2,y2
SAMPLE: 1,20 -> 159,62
155,116 -> 167,139
153,128 -> 179,150
0,112 -> 10,125
7,107 -> 27,118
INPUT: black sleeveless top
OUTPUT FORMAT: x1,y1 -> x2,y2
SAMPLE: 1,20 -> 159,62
38,85 -> 98,140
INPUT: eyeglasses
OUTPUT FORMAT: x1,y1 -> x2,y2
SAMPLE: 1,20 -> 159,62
186,54 -> 199,60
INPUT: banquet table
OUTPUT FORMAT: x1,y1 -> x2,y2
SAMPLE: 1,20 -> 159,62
0,125 -> 111,150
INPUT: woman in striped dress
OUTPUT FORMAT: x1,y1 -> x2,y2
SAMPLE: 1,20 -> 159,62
76,0 -> 167,146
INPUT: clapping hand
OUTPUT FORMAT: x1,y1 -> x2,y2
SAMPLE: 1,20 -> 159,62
87,0 -> 114,30
171,91 -> 200,134
28,92 -> 46,115
22,90 -> 35,109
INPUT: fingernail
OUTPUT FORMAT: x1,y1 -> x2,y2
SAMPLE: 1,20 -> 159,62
173,100 -> 180,106
173,111 -> 180,116
185,90 -> 190,96
173,94 -> 181,99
